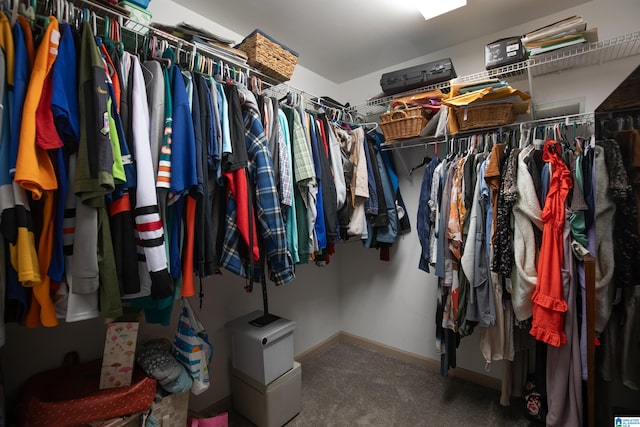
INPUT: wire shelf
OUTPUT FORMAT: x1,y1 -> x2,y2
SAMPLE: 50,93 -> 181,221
356,31 -> 640,116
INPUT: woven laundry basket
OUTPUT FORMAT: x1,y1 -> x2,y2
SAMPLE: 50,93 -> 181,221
237,29 -> 299,82
454,103 -> 516,131
379,110 -> 427,141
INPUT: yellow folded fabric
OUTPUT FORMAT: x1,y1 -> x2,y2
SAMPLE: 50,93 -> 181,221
443,86 -> 531,107
393,88 -> 447,105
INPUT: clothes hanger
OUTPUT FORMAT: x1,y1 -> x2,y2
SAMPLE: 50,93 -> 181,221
10,0 -> 19,26
518,123 -> 531,149
409,149 -> 432,176
34,0 -> 50,30
18,0 -> 35,26
445,137 -> 456,161
54,0 -> 61,21
153,38 -> 172,68
188,44 -> 196,71
197,49 -> 204,73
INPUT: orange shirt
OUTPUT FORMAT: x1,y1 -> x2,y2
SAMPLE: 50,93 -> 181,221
15,16 -> 59,199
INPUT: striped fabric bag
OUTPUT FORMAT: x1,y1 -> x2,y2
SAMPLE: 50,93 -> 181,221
174,298 -> 213,395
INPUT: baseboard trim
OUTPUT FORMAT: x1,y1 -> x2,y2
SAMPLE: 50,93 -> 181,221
305,331 -> 501,392
200,330 -> 501,416
296,331 -> 342,364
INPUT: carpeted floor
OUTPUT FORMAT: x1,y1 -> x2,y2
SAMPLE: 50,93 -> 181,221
228,341 -> 537,426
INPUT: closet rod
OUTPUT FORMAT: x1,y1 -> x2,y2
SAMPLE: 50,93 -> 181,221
380,111 -> 595,151
262,82 -> 351,116
516,111 -> 594,128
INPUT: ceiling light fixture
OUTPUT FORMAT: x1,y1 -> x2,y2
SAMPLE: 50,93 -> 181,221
416,0 -> 467,21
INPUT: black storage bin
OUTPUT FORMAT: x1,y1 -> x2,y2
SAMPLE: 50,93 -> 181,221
380,58 -> 456,96
484,37 -> 527,70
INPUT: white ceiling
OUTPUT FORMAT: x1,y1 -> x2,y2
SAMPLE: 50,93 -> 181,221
173,0 -> 590,83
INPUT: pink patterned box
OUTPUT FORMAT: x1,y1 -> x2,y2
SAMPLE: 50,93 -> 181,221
100,322 -> 140,389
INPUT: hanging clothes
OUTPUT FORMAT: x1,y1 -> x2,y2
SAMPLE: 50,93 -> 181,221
220,89 -> 294,285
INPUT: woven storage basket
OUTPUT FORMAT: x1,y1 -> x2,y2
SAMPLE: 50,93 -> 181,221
237,30 -> 298,82
380,110 -> 427,141
380,102 -> 423,123
454,103 -> 516,131
149,390 -> 189,427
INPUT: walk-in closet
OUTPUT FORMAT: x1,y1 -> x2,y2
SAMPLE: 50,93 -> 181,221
0,0 -> 639,426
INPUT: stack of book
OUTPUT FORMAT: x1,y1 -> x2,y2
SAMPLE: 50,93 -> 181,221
522,16 -> 598,56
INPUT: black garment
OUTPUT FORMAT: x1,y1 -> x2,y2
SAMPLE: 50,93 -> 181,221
524,148 -> 544,248
222,84 -> 248,172
599,138 -> 640,289
582,147 -> 595,232
190,75 -> 206,280
366,137 -> 389,228
463,153 -> 476,211
317,115 -> 338,246
194,75 -> 218,277
189,72 -> 204,199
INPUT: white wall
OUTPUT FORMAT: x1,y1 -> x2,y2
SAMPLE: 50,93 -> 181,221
148,0 -> 343,101
338,0 -> 640,381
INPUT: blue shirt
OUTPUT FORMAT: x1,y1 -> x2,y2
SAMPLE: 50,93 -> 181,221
417,157 -> 440,272
308,117 -> 326,250
51,23 -> 80,151
363,129 -> 378,217
541,162 -> 550,209
11,22 -> 30,176
47,149 -> 67,282
374,132 -> 399,194
169,64 -> 197,197
217,83 -> 232,157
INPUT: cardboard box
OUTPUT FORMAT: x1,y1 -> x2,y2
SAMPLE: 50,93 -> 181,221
485,37 -> 527,70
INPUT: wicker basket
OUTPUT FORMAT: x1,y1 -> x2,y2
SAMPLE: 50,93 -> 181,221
149,391 -> 189,427
454,103 -> 516,131
237,30 -> 299,82
380,102 -> 423,123
380,110 -> 427,141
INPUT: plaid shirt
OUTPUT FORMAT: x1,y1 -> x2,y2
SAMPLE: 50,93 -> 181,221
220,106 -> 294,286
284,106 -> 315,186
277,109 -> 293,207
